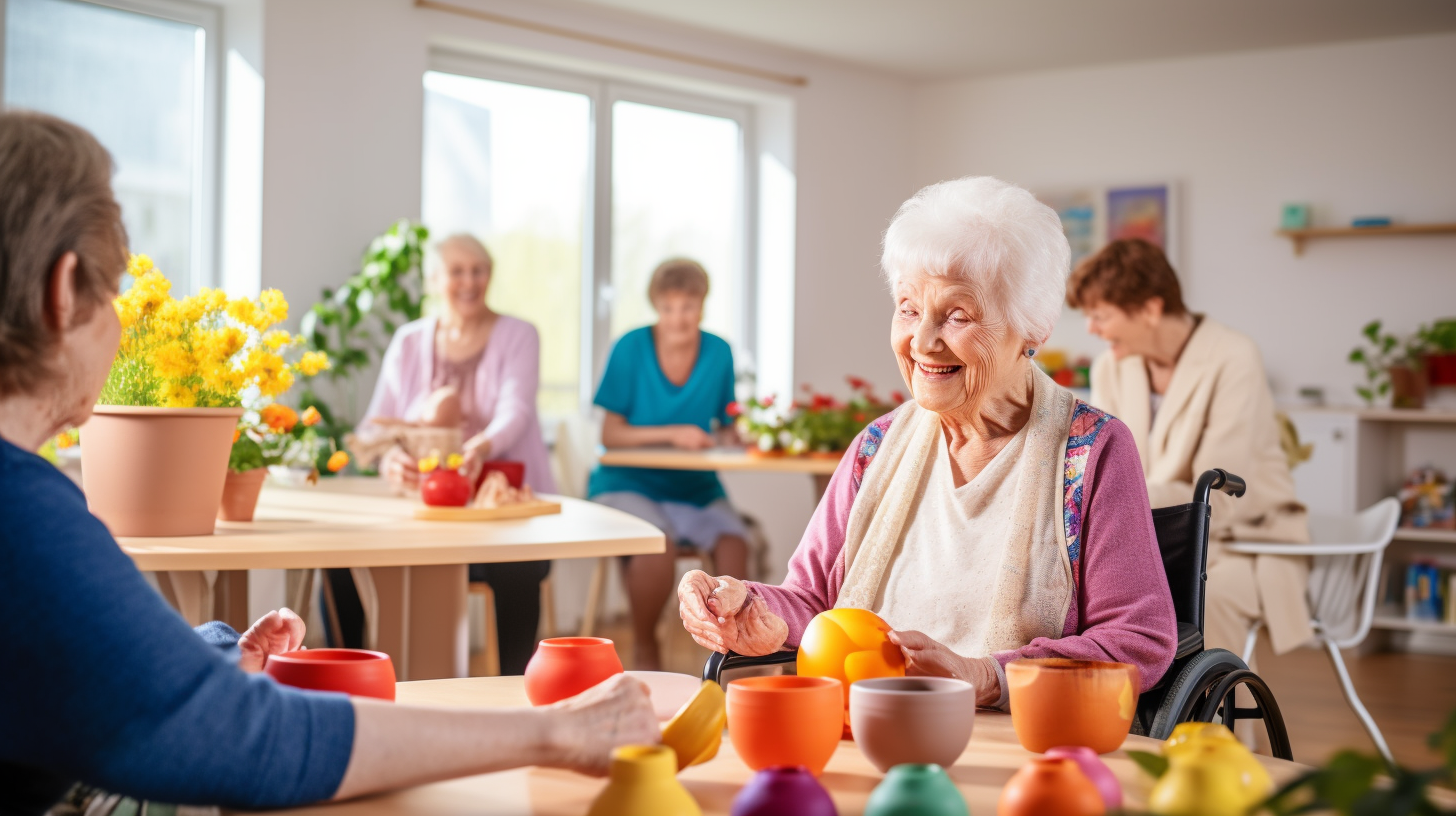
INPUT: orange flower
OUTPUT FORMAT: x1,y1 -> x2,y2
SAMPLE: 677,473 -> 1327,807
55,433 -> 76,449
232,428 -> 241,444
301,405 -> 322,426
260,403 -> 298,432
327,451 -> 350,472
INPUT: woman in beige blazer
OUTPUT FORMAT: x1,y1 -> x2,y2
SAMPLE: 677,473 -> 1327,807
1067,239 -> 1312,663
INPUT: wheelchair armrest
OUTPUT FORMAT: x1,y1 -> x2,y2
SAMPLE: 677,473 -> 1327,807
702,650 -> 798,685
1224,541 -> 1387,556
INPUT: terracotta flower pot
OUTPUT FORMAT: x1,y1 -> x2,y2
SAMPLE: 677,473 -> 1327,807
998,756 -> 1106,816
264,648 -> 396,700
218,467 -> 268,522
523,637 -> 624,705
587,745 -> 702,816
81,405 -> 243,537
1006,658 -> 1139,754
850,677 -> 976,772
1389,364 -> 1427,409
726,676 -> 844,776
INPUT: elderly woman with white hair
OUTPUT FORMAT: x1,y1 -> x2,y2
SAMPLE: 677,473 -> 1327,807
678,177 -> 1179,706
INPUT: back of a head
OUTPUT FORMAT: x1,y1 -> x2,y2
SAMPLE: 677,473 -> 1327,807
1066,238 -> 1186,316
0,110 -> 127,396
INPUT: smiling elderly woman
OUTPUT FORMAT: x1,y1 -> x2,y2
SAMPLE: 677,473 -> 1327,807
678,177 -> 1179,707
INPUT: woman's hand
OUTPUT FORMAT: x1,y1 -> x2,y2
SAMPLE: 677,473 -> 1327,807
542,673 -> 660,775
238,608 -> 306,672
382,444 -> 420,494
460,433 -> 493,481
668,425 -> 714,451
888,630 -> 1001,707
677,571 -> 788,656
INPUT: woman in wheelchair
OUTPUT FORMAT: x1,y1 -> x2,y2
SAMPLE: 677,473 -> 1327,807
678,177 -> 1180,709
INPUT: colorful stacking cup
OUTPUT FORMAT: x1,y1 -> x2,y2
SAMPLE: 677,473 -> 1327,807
726,676 -> 843,776
849,677 -> 975,772
263,648 -> 396,700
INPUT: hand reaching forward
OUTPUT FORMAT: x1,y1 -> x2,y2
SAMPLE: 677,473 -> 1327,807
887,629 -> 1001,707
542,673 -> 660,776
677,570 -> 788,656
239,608 -> 307,672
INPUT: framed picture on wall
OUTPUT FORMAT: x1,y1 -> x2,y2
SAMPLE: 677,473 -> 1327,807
1037,182 -> 1179,271
1107,185 -> 1172,250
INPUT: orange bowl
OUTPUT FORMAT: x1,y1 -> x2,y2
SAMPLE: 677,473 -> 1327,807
726,676 -> 844,776
264,648 -> 396,700
523,637 -> 624,705
796,608 -> 905,729
1006,658 -> 1139,754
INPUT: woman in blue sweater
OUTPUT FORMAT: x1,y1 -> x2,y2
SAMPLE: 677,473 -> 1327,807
0,112 -> 657,813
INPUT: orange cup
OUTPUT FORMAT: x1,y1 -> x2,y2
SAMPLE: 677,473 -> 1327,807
1006,658 -> 1140,754
523,637 -> 625,705
727,676 -> 844,776
264,648 -> 396,700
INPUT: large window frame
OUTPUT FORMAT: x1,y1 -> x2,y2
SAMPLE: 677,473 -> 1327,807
426,50 -> 758,414
0,0 -> 222,294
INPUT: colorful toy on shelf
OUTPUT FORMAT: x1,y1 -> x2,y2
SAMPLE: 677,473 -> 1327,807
418,452 -> 471,507
586,745 -> 702,816
797,608 -> 905,731
726,676 -> 843,776
1398,466 -> 1454,530
730,766 -> 838,816
998,756 -> 1105,816
522,636 -> 624,705
864,764 -> 969,816
1006,658 -> 1139,753
849,677 -> 975,772
660,680 -> 726,770
1043,746 -> 1121,810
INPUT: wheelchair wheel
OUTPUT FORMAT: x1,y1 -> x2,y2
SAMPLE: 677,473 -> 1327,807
1146,648 -> 1248,740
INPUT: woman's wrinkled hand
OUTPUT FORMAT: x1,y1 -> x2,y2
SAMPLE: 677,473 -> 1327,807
543,673 -> 660,776
238,608 -> 307,672
888,629 -> 1000,707
669,425 -> 715,451
677,570 -> 788,656
460,433 -> 493,482
382,444 -> 420,494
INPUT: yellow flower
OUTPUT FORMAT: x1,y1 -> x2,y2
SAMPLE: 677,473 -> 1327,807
259,289 -> 288,327
160,381 -> 197,408
445,453 -> 464,470
418,455 -> 439,473
296,350 -> 331,377
259,366 -> 294,398
196,326 -> 247,365
200,287 -> 228,313
149,341 -> 192,379
262,330 -> 293,351
301,406 -> 322,426
127,254 -> 155,278
225,297 -> 260,329
327,451 -> 350,473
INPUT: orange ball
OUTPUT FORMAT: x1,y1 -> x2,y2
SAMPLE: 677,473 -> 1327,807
796,608 -> 905,729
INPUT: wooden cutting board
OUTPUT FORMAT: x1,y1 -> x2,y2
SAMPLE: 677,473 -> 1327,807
412,499 -> 563,522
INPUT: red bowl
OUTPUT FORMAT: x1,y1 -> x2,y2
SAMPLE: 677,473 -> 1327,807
475,460 -> 526,490
523,637 -> 624,705
264,648 -> 396,701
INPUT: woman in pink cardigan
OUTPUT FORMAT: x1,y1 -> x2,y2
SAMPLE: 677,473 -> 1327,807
341,234 -> 557,674
677,178 -> 1178,707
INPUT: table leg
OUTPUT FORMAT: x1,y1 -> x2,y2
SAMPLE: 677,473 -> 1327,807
212,570 -> 250,632
370,564 -> 468,681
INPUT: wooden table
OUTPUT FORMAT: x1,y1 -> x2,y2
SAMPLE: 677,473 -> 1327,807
253,676 -> 1309,815
598,447 -> 841,497
118,478 -> 664,679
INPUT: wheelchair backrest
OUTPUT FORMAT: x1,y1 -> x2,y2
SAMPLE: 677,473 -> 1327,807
1150,501 -> 1211,636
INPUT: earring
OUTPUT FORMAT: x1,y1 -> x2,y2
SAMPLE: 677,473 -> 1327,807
1026,348 -> 1036,358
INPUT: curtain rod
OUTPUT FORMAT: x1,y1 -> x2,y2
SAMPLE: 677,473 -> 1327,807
413,0 -> 809,88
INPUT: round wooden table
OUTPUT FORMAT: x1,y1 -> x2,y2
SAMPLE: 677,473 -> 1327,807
118,478 -> 664,679
249,675 -> 1309,815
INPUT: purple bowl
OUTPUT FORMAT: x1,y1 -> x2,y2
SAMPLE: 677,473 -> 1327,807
1045,746 -> 1122,810
731,765 -> 838,816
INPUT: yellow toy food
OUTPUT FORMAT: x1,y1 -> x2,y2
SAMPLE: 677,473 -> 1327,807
1148,723 -> 1273,816
661,681 -> 727,771
797,608 -> 905,727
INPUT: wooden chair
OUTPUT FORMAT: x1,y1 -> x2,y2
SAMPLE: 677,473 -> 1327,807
470,579 -> 559,677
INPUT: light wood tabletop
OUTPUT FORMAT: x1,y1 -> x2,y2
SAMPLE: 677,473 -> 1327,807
250,675 -> 1309,816
598,447 -> 842,476
118,477 -> 664,572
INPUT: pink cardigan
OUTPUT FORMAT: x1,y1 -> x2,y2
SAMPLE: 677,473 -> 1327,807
360,315 -> 557,494
748,414 -> 1177,692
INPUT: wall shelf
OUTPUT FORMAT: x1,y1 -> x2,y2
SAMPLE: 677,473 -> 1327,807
1278,222 -> 1456,256
1393,528 -> 1456,545
1372,615 -> 1456,635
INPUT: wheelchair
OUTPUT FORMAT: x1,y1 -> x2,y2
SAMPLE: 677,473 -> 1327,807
702,468 -> 1294,760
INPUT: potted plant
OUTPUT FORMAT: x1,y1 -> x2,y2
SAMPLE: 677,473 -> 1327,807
784,378 -> 901,457
730,395 -> 789,456
82,254 -> 314,536
1419,318 -> 1456,387
1349,320 -> 1426,409
221,404 -> 349,521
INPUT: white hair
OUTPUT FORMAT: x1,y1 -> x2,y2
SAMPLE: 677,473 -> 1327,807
881,176 -> 1069,346
426,233 -> 494,279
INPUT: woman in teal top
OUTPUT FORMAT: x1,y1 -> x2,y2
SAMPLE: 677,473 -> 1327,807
590,258 -> 749,670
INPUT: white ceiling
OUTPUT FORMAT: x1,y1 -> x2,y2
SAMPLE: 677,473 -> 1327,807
565,0 -> 1456,79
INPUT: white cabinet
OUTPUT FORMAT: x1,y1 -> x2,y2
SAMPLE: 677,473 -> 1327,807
1285,409 -> 1359,516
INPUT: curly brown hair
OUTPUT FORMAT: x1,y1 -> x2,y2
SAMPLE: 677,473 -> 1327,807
0,111 -> 128,397
1066,238 -> 1186,316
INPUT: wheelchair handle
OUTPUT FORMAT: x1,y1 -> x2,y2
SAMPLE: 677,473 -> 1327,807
1195,469 -> 1246,503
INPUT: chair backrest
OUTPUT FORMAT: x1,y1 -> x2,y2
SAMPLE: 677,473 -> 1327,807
1306,497 -> 1400,648
1151,501 -> 1212,635
549,414 -> 598,499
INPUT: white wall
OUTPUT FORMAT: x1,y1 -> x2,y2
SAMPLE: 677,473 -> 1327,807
911,33 -> 1456,406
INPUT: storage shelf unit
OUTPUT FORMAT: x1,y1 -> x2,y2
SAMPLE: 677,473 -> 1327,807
1278,223 -> 1456,256
1392,528 -> 1456,545
1371,615 -> 1456,635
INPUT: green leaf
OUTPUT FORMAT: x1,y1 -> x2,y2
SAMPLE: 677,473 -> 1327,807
1363,320 -> 1382,342
1378,382 -> 1391,396
1357,387 -> 1374,404
228,433 -> 265,473
1125,750 -> 1168,779
1349,348 -> 1366,363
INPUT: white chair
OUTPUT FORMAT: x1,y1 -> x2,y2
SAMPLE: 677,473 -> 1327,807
1225,497 -> 1400,765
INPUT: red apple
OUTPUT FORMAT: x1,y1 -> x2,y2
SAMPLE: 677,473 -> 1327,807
421,468 -> 471,507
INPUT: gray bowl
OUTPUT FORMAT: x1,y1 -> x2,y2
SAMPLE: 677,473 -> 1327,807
850,677 -> 976,773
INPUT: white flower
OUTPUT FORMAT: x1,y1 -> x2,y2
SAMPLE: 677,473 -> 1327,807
757,433 -> 775,452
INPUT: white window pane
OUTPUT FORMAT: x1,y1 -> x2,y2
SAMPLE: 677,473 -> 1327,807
4,0 -> 202,289
611,101 -> 742,346
421,71 -> 590,417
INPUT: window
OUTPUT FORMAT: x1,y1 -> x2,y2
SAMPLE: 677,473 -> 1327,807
420,58 -> 755,417
2,0 -> 218,292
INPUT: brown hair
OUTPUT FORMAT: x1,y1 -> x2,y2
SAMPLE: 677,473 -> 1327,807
1066,238 -> 1187,316
0,111 -> 128,396
647,258 -> 710,303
